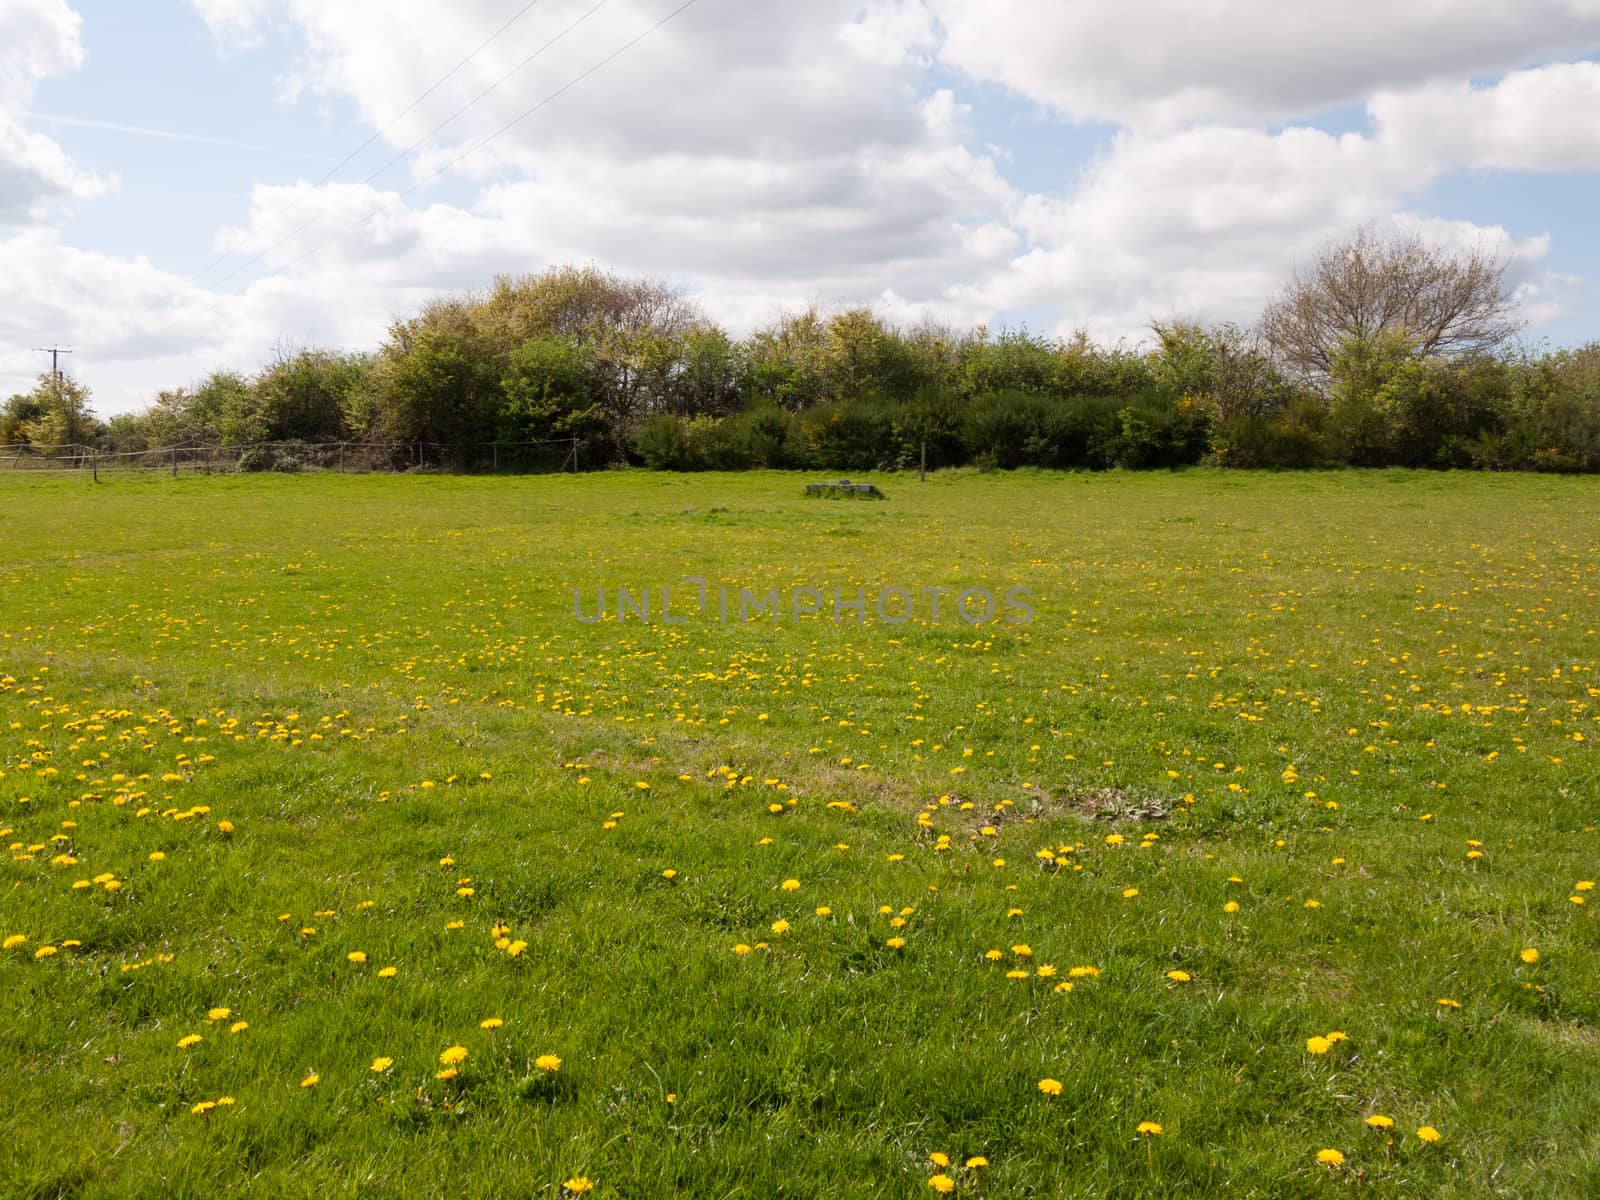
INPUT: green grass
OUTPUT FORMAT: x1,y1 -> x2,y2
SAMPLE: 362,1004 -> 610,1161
2,467 -> 1599,1199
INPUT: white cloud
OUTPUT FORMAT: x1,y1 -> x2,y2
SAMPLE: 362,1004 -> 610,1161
1373,61 -> 1600,172
0,0 -> 104,222
929,0 -> 1600,128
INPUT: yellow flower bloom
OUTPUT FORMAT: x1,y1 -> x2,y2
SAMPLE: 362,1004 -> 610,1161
1137,1121 -> 1162,1136
928,1152 -> 949,1167
347,951 -> 367,964
1365,1115 -> 1394,1129
177,1034 -> 203,1049
1038,1078 -> 1063,1096
536,1054 -> 562,1072
1417,1126 -> 1442,1143
371,1057 -> 394,1073
1306,1036 -> 1333,1055
1316,1148 -> 1344,1166
206,1007 -> 231,1021
928,1175 -> 955,1194
563,1179 -> 594,1195
300,1074 -> 319,1088
439,1045 -> 468,1066
480,1017 -> 504,1030
1520,948 -> 1540,964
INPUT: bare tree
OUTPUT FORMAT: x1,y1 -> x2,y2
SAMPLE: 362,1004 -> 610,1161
1261,225 -> 1523,382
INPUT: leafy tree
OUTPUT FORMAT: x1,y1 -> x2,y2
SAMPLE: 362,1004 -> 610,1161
499,335 -> 604,443
6,372 -> 98,447
252,350 -> 369,443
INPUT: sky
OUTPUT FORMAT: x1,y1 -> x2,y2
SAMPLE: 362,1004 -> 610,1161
2,0 -> 1600,416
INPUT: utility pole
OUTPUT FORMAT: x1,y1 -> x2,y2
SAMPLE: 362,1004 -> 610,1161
31,346 -> 73,383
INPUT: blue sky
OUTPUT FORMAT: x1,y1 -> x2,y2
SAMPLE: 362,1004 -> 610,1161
3,0 -> 1600,413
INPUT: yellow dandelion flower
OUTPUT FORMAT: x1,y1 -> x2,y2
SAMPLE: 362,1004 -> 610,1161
300,1073 -> 319,1088
1306,1036 -> 1333,1054
371,1057 -> 393,1073
1365,1115 -> 1394,1129
480,1017 -> 504,1030
1137,1121 -> 1162,1136
378,966 -> 397,978
536,1054 -> 562,1072
1316,1148 -> 1344,1166
177,1034 -> 203,1049
229,1021 -> 249,1034
1417,1126 -> 1441,1143
1520,948 -> 1540,964
206,1007 -> 231,1021
1038,1078 -> 1063,1096
439,1046 -> 468,1066
563,1179 -> 594,1195
928,1152 -> 950,1167
347,951 -> 367,964
886,936 -> 907,949
928,1176 -> 955,1194
1167,970 -> 1191,983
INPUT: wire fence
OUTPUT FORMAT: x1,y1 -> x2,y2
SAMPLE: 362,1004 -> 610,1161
0,438 -> 587,478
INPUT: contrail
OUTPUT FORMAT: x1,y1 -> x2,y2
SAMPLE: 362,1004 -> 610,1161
25,112 -> 335,161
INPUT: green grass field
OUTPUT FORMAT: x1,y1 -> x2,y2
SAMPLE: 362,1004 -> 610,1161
3,468 -> 1599,1199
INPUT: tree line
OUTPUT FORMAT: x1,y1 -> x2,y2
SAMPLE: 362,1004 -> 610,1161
8,228 -> 1600,473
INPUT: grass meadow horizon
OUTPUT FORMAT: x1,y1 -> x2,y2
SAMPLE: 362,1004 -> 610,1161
2,467 -> 1598,1198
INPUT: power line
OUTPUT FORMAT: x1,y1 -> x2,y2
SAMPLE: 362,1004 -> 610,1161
197,0 -> 552,283
268,0 -> 702,280
208,0 -> 618,289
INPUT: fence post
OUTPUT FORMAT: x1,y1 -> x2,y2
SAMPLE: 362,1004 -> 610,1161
571,436 -> 579,473
171,446 -> 178,477
92,450 -> 98,483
